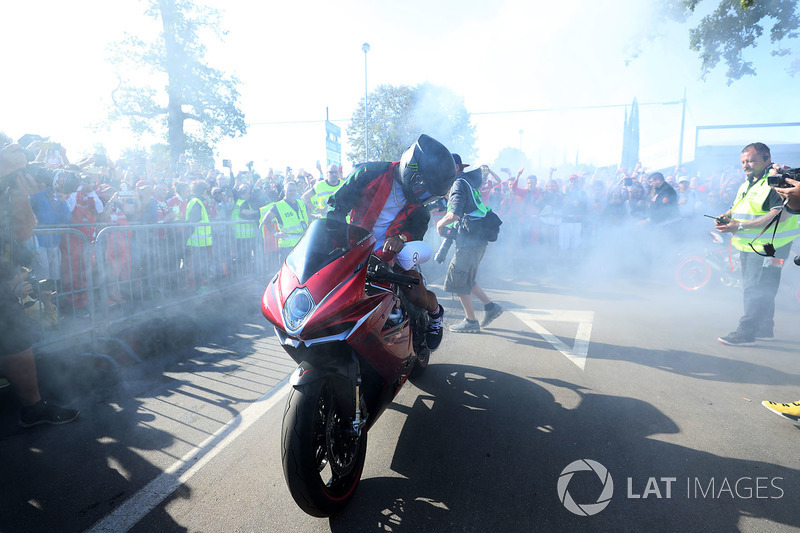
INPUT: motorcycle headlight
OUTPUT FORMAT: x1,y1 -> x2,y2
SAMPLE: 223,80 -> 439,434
282,287 -> 315,334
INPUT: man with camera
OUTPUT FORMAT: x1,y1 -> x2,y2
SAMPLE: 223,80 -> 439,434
0,143 -> 79,427
436,154 -> 503,334
715,142 -> 800,346
762,172 -> 800,421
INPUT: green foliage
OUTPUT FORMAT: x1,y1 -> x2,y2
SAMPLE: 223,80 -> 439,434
107,0 -> 246,165
346,84 -> 476,165
677,0 -> 800,83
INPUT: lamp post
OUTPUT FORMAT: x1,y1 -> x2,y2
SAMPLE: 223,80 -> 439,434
362,42 -> 370,162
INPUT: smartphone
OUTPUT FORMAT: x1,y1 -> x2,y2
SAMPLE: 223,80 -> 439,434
623,177 -> 633,186
222,159 -> 232,168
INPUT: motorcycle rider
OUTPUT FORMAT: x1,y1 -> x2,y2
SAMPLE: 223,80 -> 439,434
327,134 -> 457,350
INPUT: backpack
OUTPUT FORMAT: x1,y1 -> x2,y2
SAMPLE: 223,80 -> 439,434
457,176 -> 502,242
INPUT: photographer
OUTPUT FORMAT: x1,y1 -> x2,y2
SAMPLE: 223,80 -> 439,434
762,173 -> 800,421
715,142 -> 800,346
436,155 -> 503,334
0,143 -> 79,427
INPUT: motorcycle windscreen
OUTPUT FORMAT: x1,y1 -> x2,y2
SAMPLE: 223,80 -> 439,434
285,218 -> 372,285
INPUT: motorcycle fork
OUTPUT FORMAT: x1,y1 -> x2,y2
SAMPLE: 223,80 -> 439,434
332,353 -> 364,437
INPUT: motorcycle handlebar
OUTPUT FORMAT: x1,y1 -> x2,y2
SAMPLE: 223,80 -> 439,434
367,263 -> 420,287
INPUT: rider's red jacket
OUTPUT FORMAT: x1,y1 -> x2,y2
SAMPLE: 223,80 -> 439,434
328,161 -> 430,243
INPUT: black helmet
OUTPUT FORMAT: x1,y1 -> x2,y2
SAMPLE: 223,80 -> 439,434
398,134 -> 457,203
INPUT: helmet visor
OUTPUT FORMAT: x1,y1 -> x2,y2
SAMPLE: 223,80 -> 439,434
409,172 -> 433,202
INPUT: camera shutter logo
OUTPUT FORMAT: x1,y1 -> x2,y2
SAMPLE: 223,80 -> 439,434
557,459 -> 614,516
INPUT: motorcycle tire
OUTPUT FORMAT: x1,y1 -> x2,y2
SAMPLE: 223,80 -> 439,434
281,378 -> 367,517
410,345 -> 430,378
675,256 -> 711,291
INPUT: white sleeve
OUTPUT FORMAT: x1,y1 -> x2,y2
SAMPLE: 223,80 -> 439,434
89,191 -> 105,214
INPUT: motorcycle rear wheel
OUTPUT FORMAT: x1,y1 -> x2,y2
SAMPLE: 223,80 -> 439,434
675,256 -> 711,290
281,379 -> 367,517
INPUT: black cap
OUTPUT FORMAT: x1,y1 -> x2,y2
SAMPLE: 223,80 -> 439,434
451,153 -> 470,168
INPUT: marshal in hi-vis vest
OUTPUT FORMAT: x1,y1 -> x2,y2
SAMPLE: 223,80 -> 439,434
273,199 -> 309,248
730,177 -> 800,253
311,180 -> 342,210
185,197 -> 212,247
231,199 -> 256,239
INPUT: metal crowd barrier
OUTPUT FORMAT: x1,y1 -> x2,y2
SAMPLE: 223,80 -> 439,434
26,220 -> 272,365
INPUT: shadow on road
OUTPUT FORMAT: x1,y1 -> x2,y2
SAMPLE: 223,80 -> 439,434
329,363 -> 799,532
0,288 -> 276,533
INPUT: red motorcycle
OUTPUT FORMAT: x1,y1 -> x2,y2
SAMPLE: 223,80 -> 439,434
261,218 -> 431,517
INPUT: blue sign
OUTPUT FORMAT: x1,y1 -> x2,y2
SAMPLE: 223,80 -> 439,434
325,120 -> 341,167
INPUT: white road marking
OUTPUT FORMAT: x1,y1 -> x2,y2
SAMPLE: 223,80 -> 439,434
511,309 -> 595,370
86,378 -> 292,533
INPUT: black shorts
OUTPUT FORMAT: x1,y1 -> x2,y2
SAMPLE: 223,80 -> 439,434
444,245 -> 486,295
0,291 -> 36,357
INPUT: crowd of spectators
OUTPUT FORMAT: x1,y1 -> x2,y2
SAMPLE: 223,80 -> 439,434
2,130 -> 753,311
462,160 -> 749,271
0,132 -> 346,313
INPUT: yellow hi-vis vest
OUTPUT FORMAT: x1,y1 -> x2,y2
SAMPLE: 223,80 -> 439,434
185,197 -> 212,247
730,176 -> 800,253
231,199 -> 256,239
274,199 -> 309,248
311,179 -> 342,210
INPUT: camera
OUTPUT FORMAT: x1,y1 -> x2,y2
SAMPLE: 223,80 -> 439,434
222,159 -> 232,168
623,177 -> 633,186
767,168 -> 800,188
434,226 -> 457,264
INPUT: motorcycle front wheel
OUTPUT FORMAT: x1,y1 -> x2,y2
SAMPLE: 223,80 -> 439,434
281,378 -> 367,517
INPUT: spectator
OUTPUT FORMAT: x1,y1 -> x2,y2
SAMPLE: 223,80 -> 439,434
560,174 -> 588,251
259,180 -> 309,264
627,181 -> 647,221
302,162 -> 343,218
167,180 -> 190,221
644,172 -> 679,225
537,179 -> 564,248
185,180 -> 213,292
27,166 -> 72,286
676,176 -> 697,218
96,184 -> 132,305
231,184 -> 259,270
0,143 -> 80,427
60,171 -> 103,313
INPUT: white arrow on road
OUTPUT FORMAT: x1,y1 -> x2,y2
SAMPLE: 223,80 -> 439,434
511,309 -> 595,370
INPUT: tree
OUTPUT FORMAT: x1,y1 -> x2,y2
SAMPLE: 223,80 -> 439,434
346,83 -> 476,164
620,98 -> 640,171
107,0 -> 246,167
670,0 -> 799,83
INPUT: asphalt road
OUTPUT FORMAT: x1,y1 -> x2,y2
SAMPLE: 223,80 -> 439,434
2,264 -> 800,533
